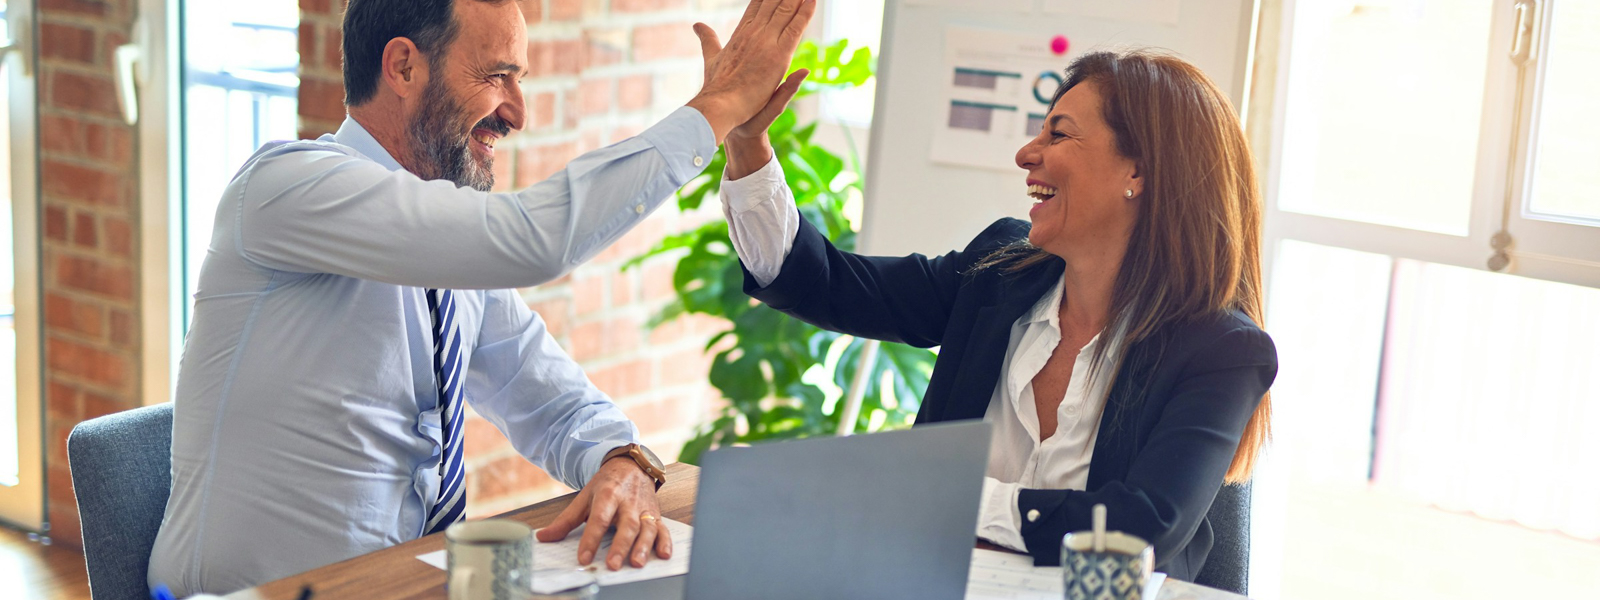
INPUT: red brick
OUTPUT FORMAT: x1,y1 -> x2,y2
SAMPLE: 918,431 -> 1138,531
526,39 -> 584,78
613,0 -> 688,13
611,272 -> 636,306
576,128 -> 603,154
299,23 -> 316,69
529,298 -> 571,339
87,122 -> 134,167
463,413 -> 512,458
46,292 -> 105,339
81,391 -> 125,420
42,160 -> 126,207
101,32 -> 129,69
40,115 -> 86,155
583,30 -> 626,69
513,141 -> 577,187
549,0 -> 584,21
45,205 -> 70,242
529,91 -> 557,131
570,320 -> 603,361
40,22 -> 97,65
579,77 -> 611,117
324,27 -> 344,72
54,254 -> 134,301
617,75 -> 653,112
588,359 -> 652,399
38,0 -> 107,18
572,274 -> 605,314
103,216 -> 132,257
109,309 -> 134,348
72,212 -> 98,248
45,502 -> 83,550
646,313 -> 689,346
47,462 -> 77,511
298,77 -> 347,123
605,314 -> 643,356
47,338 -> 129,389
472,454 -> 563,502
658,348 -> 712,387
623,397 -> 697,436
46,381 -> 81,422
562,89 -> 581,129
632,23 -> 702,62
49,71 -> 122,118
301,0 -> 334,17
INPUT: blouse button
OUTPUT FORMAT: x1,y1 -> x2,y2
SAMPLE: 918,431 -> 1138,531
635,204 -> 646,214
1026,509 -> 1041,523
693,155 -> 705,167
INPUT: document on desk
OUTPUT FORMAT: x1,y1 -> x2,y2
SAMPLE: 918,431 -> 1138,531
966,548 -> 1166,600
415,517 -> 693,593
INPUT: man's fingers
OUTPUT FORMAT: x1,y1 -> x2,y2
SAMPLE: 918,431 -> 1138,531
693,23 -> 722,64
780,0 -> 816,47
607,511 -> 641,571
655,519 -> 674,559
535,492 -> 590,543
738,0 -> 764,28
752,0 -> 782,25
576,498 -> 618,566
629,519 -> 659,568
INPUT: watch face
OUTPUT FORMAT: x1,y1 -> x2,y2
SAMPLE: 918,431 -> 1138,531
637,444 -> 664,470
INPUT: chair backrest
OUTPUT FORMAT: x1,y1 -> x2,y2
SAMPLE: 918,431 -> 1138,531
68,403 -> 174,600
1194,482 -> 1251,595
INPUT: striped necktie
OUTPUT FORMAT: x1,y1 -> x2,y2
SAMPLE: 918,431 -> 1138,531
423,289 -> 467,535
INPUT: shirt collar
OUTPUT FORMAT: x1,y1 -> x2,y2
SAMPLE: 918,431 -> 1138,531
331,116 -> 406,173
1022,276 -> 1065,327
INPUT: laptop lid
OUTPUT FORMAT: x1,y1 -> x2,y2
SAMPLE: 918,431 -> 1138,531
685,420 -> 992,600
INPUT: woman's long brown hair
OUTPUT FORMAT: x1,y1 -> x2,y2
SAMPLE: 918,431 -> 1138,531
974,50 -> 1270,483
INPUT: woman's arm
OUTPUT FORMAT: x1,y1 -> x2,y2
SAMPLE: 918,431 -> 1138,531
1013,325 -> 1277,568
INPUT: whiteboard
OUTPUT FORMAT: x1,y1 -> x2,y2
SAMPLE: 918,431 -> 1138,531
859,0 -> 1257,257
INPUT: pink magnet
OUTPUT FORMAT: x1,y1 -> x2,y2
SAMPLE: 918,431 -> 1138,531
1050,35 -> 1070,56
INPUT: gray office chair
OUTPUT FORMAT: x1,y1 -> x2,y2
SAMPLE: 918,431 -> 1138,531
1194,482 -> 1251,596
68,403 -> 174,600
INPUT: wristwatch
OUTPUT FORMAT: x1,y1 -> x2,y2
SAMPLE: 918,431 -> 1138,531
603,443 -> 667,491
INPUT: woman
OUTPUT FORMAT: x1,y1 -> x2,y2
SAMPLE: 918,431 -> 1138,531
718,50 -> 1276,581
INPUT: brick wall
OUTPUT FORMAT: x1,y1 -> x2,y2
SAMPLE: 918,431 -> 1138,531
37,0 -> 143,548
298,0 -> 741,517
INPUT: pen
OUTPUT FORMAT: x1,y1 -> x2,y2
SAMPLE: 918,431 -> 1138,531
151,584 -> 176,600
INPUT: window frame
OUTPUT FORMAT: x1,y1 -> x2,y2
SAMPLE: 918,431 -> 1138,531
0,0 -> 46,531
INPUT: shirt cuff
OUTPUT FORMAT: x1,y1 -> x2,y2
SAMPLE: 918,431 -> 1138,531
721,155 -> 788,214
639,105 -> 719,184
977,477 -> 1028,552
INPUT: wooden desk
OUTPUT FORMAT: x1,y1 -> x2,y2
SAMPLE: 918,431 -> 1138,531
228,462 -> 1245,599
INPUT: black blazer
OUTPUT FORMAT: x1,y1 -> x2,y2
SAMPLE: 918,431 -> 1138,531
743,216 -> 1278,581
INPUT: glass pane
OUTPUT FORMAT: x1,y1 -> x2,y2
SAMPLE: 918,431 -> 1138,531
1526,0 -> 1600,223
820,0 -> 882,126
182,0 -> 299,327
0,0 -> 19,488
1278,0 -> 1495,235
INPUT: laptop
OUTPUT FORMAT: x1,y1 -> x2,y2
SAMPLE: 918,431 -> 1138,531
683,420 -> 993,600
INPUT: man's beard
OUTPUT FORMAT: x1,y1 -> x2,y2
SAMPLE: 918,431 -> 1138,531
407,78 -> 510,192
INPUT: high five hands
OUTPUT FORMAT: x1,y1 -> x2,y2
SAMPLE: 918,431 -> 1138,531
686,0 -> 816,145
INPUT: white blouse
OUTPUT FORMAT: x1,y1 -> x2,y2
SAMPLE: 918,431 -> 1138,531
721,157 -> 1116,552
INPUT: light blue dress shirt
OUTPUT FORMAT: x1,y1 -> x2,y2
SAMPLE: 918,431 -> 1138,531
148,108 -> 716,596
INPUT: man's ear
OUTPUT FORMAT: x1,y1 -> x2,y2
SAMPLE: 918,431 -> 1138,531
380,37 -> 427,99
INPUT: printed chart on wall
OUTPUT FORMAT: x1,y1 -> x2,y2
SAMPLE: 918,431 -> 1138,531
931,26 -> 1077,172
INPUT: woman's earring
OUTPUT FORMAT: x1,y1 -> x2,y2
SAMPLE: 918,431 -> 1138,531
1124,189 -> 1134,199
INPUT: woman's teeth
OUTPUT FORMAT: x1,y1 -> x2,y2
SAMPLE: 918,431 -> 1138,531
1027,184 -> 1058,202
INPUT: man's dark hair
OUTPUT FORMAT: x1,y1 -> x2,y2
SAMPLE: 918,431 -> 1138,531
341,0 -> 510,107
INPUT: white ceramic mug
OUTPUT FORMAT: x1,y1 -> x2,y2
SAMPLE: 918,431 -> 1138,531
446,519 -> 533,600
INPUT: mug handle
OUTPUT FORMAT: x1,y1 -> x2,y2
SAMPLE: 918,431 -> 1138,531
448,567 -> 474,600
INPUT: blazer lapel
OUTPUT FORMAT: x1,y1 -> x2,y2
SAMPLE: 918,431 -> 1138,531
940,262 -> 1065,422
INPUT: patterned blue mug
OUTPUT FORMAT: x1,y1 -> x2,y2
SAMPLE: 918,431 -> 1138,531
447,519 -> 534,600
1060,531 -> 1154,600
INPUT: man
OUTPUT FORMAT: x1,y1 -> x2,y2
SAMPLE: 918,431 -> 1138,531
147,0 -> 814,595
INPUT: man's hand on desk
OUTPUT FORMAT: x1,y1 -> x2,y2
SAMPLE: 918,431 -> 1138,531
535,457 -> 671,570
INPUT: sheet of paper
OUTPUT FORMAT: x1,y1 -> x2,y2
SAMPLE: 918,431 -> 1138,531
1041,0 -> 1181,25
415,517 -> 693,594
930,26 -> 1076,172
966,548 -> 1166,600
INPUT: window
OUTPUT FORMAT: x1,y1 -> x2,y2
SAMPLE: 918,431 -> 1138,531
0,0 -> 45,530
1252,1 -> 1600,597
820,0 -> 883,127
